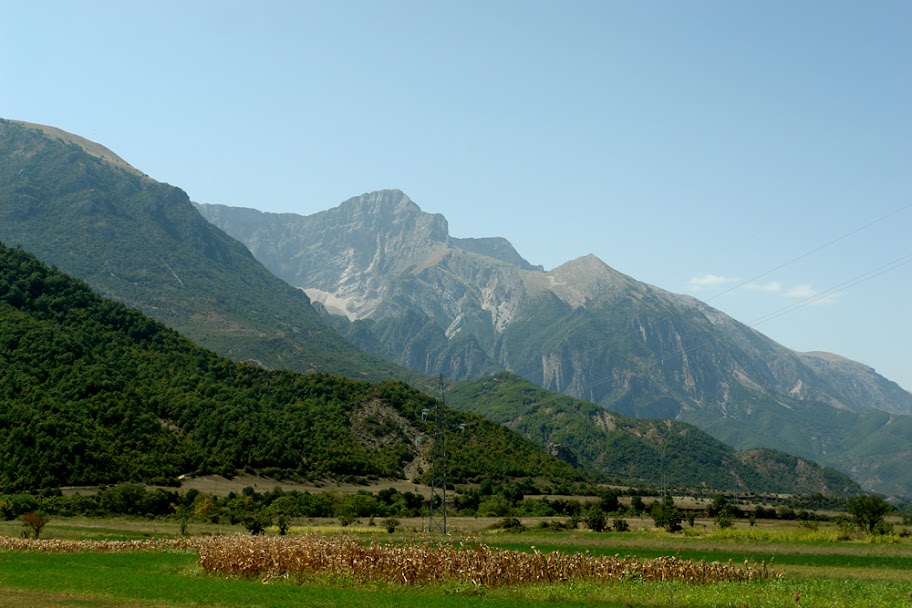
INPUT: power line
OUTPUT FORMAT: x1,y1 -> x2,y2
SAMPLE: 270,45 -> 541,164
702,201 -> 912,304
449,249 -> 912,429
460,202 -> 912,417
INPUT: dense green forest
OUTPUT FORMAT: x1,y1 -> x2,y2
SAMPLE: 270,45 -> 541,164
448,373 -> 862,496
0,242 -> 583,491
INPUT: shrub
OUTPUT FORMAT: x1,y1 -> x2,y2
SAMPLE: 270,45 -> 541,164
651,499 -> 684,533
585,507 -> 607,532
20,512 -> 49,539
872,520 -> 894,536
834,516 -> 857,541
494,517 -> 526,532
612,517 -> 630,532
338,514 -> 357,527
382,518 -> 401,534
242,513 -> 269,535
276,514 -> 291,536
715,512 -> 734,529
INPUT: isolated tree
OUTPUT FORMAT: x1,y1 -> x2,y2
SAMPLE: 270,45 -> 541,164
710,496 -> 737,529
599,491 -> 620,514
651,498 -> 683,532
847,495 -> 893,534
708,495 -> 740,518
382,518 -> 401,534
20,512 -> 49,539
585,506 -> 607,532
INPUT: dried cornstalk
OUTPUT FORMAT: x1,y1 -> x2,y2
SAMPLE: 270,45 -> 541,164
0,535 -> 780,587
193,535 -> 779,586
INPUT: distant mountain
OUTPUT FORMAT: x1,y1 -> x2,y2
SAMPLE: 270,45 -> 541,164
197,190 -> 912,498
0,242 -> 583,490
0,119 -> 419,384
3,120 -> 844,499
448,373 -> 861,496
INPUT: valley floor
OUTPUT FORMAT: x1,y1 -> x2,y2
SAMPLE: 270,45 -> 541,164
1,516 -> 911,607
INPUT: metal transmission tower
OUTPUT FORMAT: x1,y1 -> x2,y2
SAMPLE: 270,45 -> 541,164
425,377 -> 448,534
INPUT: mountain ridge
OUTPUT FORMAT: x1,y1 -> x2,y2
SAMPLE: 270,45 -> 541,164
4,120 -> 907,497
0,119 -> 423,385
197,190 -> 912,498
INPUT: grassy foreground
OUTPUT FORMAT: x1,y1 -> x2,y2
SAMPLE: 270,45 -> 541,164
1,517 -> 911,607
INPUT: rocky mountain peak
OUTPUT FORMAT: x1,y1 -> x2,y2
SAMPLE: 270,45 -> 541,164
334,189 -> 449,243
547,253 -> 639,308
196,188 -> 912,497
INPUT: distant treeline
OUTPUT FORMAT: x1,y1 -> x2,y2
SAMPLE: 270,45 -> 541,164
2,483 -> 880,534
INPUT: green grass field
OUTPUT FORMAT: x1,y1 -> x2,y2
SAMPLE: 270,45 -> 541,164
1,517 -> 910,607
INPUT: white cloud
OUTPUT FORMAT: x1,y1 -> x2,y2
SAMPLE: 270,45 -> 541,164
783,284 -> 845,306
687,275 -> 844,308
784,284 -> 817,299
744,281 -> 782,293
688,274 -> 740,290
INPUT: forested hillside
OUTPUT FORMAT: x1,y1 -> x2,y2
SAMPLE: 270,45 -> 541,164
0,243 -> 583,491
448,373 -> 862,496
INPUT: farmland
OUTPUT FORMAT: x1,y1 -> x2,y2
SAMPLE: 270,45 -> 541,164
1,516 -> 910,607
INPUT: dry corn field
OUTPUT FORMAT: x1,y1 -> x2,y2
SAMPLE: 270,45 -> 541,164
1,534 -> 779,587
198,535 -> 779,586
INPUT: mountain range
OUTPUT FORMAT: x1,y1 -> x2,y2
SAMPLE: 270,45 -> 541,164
0,119 -> 905,497
0,241 -> 858,496
196,190 -> 912,498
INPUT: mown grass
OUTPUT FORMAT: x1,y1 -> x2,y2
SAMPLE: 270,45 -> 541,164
1,517 -> 911,607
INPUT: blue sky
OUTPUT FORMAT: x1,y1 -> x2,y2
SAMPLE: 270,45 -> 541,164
2,1 -> 910,390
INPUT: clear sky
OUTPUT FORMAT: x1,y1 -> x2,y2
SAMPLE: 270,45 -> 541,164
2,1 -> 910,390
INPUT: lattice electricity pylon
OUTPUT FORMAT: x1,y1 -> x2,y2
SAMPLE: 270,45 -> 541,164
420,378 -> 471,534
425,377 -> 448,534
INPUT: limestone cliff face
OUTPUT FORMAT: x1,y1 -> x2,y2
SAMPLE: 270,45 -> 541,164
197,191 -> 912,420
197,191 -> 912,496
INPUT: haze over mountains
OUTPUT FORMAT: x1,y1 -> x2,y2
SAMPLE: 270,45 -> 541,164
197,190 -> 912,498
0,119 -> 908,498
